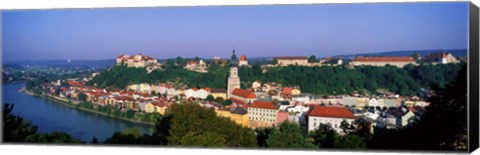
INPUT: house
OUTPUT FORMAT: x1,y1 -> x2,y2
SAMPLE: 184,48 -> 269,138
251,81 -> 262,91
349,56 -> 416,68
239,55 -> 249,67
282,87 -> 293,96
291,88 -> 301,95
308,106 -> 357,133
292,95 -> 310,103
216,106 -> 249,127
184,60 -> 208,73
144,101 -> 170,115
248,101 -> 279,128
230,88 -> 257,104
385,107 -> 417,127
422,52 -> 459,64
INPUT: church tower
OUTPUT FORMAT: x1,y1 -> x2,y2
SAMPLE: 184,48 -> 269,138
227,49 -> 241,99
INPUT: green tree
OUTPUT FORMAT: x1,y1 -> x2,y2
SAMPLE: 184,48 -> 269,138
165,103 -> 257,147
266,121 -> 316,149
308,55 -> 318,63
271,58 -> 278,64
334,134 -> 367,149
3,104 -> 38,142
310,123 -> 339,148
223,99 -> 232,106
206,95 -> 215,102
78,92 -> 87,102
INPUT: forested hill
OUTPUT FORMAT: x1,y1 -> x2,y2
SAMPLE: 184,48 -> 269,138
87,63 -> 465,96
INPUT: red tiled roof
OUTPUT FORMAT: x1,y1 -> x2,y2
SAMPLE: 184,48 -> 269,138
203,87 -> 211,92
232,88 -> 256,99
276,56 -> 308,60
67,80 -> 83,87
308,106 -> 356,119
353,56 -> 415,62
240,55 -> 247,61
186,61 -> 199,65
282,87 -> 293,95
230,98 -> 247,109
423,52 -> 450,61
250,101 -> 277,110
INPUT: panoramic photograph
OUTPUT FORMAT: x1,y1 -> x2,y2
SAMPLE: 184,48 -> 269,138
1,1 -> 472,152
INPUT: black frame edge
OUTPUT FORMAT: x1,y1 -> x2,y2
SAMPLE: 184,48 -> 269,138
469,1 -> 479,153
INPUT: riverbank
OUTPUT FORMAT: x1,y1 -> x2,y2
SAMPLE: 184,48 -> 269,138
25,90 -> 155,126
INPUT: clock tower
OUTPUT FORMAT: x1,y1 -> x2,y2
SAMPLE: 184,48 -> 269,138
227,50 -> 241,99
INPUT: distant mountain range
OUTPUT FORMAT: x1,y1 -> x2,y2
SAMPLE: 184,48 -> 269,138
3,59 -> 116,68
333,49 -> 467,59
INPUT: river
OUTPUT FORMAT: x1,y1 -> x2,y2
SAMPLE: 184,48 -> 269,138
2,83 -> 155,142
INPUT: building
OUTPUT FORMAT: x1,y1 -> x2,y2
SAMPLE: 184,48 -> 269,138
210,89 -> 227,100
251,81 -> 262,91
116,54 -> 161,72
276,56 -> 309,66
227,50 -> 241,98
230,88 -> 257,104
248,101 -> 279,128
308,106 -> 357,133
349,56 -> 416,68
216,106 -> 249,127
184,60 -> 208,73
422,52 -> 459,64
239,54 -> 249,67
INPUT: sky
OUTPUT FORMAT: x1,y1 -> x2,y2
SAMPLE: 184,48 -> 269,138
2,2 -> 469,61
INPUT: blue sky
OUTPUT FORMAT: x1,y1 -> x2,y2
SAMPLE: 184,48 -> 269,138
2,2 -> 469,61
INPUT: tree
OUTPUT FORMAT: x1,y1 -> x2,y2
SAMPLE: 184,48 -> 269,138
334,134 -> 367,149
271,58 -> 278,64
266,121 -> 316,149
340,120 -> 354,134
255,128 -> 272,147
165,103 -> 257,147
126,109 -> 136,119
3,104 -> 83,143
310,123 -> 339,148
194,57 -> 200,62
223,99 -> 232,106
78,92 -> 87,102
104,128 -> 146,144
412,52 -> 421,62
24,132 -> 83,143
308,55 -> 318,63
176,56 -> 184,65
3,104 -> 38,142
206,95 -> 215,102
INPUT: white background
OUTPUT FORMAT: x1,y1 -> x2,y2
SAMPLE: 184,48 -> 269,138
0,0 -> 479,155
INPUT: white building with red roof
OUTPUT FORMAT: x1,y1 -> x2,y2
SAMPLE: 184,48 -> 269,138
247,101 -> 279,128
308,106 -> 357,133
239,54 -> 249,67
349,56 -> 416,68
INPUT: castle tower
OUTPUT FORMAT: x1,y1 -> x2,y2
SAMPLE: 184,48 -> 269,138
227,50 -> 241,98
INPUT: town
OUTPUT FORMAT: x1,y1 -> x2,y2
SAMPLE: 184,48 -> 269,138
26,50 -> 463,135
